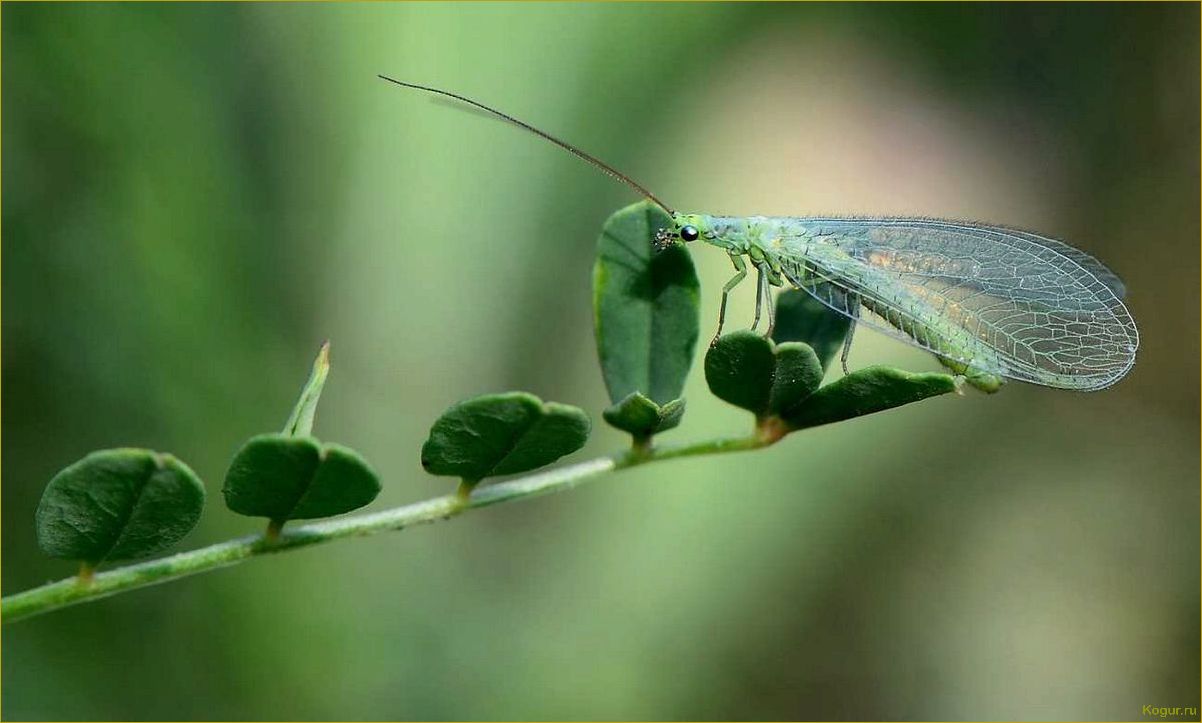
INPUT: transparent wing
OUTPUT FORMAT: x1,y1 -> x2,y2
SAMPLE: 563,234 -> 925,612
776,217 -> 1139,391
1014,229 -> 1127,300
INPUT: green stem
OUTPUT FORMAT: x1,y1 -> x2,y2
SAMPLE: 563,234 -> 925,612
1,433 -> 770,624
454,479 -> 475,504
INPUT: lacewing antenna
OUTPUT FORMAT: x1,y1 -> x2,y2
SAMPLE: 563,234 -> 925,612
378,75 -> 674,215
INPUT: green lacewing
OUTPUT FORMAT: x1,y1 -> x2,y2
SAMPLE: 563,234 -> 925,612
380,76 -> 1138,392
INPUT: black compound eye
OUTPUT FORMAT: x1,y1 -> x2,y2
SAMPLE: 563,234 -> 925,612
680,225 -> 699,242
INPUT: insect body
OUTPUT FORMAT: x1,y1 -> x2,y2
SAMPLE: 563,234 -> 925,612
380,76 -> 1139,392
656,214 -> 1137,391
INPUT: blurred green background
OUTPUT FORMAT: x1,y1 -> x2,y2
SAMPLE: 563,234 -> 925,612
3,3 -> 1198,720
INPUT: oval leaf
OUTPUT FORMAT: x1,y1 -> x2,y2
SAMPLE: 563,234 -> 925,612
223,435 -> 380,523
602,392 -> 686,438
35,449 -> 205,564
782,366 -> 958,430
421,392 -> 590,485
771,286 -> 853,373
704,331 -> 824,417
593,200 -> 700,407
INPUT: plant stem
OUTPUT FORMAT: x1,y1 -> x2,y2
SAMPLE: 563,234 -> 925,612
1,433 -> 771,624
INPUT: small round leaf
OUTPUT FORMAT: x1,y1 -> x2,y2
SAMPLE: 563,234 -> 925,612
421,392 -> 591,484
222,435 -> 380,523
771,287 -> 853,373
704,331 -> 824,417
602,392 -> 686,437
35,449 -> 205,564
